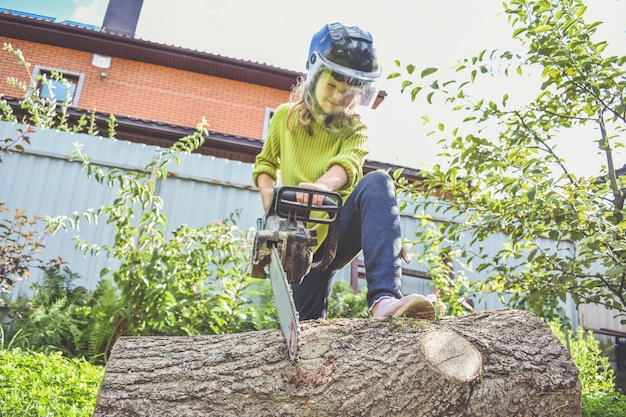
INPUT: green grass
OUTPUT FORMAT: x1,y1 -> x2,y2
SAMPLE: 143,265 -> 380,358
0,347 -> 104,417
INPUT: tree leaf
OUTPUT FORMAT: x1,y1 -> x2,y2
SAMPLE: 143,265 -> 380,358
420,67 -> 438,78
533,25 -> 552,33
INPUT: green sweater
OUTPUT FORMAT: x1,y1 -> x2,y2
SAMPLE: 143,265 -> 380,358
252,103 -> 369,197
252,103 -> 369,254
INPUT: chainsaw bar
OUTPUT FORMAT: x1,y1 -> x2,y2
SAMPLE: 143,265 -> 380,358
269,246 -> 300,363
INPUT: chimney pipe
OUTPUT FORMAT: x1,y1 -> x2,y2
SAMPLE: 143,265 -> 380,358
101,0 -> 144,37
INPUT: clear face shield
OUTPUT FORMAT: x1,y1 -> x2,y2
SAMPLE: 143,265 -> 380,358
305,56 -> 378,134
307,55 -> 378,106
322,70 -> 377,107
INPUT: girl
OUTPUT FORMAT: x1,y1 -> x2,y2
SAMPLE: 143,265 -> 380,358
253,22 -> 435,321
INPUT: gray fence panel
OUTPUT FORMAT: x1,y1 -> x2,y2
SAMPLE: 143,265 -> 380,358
0,123 -> 123,297
158,152 -> 262,232
0,122 -> 264,298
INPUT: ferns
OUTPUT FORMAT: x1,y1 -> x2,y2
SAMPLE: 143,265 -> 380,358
6,267 -> 121,364
11,296 -> 82,356
81,278 -> 122,363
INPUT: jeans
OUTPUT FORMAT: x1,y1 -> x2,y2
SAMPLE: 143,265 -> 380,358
291,171 -> 404,320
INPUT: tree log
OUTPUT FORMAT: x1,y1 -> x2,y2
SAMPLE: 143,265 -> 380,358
93,309 -> 581,416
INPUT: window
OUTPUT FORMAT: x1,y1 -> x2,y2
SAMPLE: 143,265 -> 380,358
262,107 -> 275,140
33,66 -> 85,106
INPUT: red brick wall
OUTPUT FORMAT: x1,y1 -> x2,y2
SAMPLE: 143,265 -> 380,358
0,38 -> 290,139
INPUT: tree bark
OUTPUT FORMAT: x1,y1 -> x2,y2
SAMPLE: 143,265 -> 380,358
93,309 -> 581,417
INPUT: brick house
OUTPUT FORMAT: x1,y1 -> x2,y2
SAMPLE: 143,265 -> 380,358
0,4 -> 401,173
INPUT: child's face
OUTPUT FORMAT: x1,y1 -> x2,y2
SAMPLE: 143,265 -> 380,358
313,71 -> 360,115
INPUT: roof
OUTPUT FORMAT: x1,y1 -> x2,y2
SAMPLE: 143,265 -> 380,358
0,8 -> 301,91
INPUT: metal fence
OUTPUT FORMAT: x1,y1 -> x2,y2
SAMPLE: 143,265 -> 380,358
0,121 -> 265,298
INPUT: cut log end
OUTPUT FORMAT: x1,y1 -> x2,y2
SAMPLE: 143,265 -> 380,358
419,328 -> 482,383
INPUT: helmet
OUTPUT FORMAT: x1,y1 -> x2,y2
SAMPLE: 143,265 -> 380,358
307,22 -> 381,84
305,23 -> 381,131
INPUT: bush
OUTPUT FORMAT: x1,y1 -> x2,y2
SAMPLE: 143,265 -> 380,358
549,321 -> 626,417
0,347 -> 104,417
582,393 -> 626,417
7,266 -> 121,364
327,279 -> 368,319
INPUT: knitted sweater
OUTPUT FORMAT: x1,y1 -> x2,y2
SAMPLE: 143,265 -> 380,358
252,103 -> 369,254
252,103 -> 369,197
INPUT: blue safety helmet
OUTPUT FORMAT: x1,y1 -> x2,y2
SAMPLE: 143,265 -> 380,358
307,22 -> 381,85
304,23 -> 381,134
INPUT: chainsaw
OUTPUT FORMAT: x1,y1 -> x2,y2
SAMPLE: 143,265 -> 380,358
250,186 -> 342,363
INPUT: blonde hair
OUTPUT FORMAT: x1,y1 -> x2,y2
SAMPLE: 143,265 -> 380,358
286,73 -> 360,136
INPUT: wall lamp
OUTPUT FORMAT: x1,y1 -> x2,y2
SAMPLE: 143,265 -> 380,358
92,54 -> 111,82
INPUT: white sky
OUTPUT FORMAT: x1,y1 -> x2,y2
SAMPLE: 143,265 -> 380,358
1,0 -> 625,175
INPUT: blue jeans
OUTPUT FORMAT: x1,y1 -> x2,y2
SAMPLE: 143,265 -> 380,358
292,171 -> 404,320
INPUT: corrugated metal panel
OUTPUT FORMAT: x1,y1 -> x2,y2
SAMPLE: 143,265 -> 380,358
159,152 -> 261,231
577,256 -> 626,342
580,304 -> 626,344
0,122 -> 264,299
0,123 -> 121,296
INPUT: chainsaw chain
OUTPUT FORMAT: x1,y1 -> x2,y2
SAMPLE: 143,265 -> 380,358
270,247 -> 301,364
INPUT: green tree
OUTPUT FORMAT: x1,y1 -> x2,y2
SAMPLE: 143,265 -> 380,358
390,0 -> 626,320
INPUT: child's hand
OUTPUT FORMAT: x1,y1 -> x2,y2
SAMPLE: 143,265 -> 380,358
297,182 -> 329,206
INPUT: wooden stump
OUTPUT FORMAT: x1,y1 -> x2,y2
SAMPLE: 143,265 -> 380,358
93,309 -> 581,416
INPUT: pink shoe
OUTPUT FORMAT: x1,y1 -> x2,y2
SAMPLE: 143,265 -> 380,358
371,294 -> 436,320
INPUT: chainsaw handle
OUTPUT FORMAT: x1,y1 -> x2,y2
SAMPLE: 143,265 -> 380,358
274,187 -> 341,224
272,186 -> 342,272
